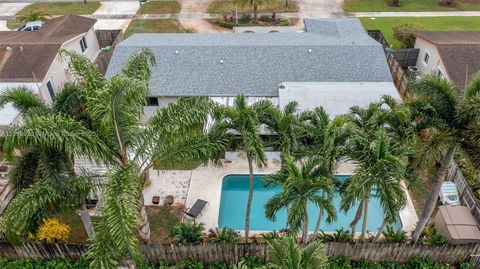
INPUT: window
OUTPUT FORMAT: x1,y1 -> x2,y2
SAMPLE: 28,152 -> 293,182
46,80 -> 55,100
147,97 -> 159,106
432,68 -> 443,77
79,36 -> 87,53
423,51 -> 430,65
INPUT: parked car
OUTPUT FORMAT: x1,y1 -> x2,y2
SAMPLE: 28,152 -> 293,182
16,21 -> 44,31
439,181 -> 461,206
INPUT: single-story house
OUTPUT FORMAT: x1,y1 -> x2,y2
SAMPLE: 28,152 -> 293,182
0,14 -> 100,130
106,18 -> 399,118
414,31 -> 480,90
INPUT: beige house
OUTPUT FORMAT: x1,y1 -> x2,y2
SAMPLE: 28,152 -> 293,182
0,14 -> 100,130
414,31 -> 480,90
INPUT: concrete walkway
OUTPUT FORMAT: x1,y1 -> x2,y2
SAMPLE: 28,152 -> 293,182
93,1 -> 139,31
177,0 -> 230,33
0,3 -> 30,31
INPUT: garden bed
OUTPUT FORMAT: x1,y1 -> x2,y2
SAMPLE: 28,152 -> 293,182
208,0 -> 298,13
211,16 -> 297,29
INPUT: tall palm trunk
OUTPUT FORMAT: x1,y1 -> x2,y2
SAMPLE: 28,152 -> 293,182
138,170 -> 151,243
138,193 -> 151,244
68,161 -> 95,238
253,3 -> 258,23
374,219 -> 387,242
360,195 -> 369,242
313,191 -> 325,236
244,154 -> 254,241
302,211 -> 309,243
412,146 -> 455,243
350,200 -> 364,239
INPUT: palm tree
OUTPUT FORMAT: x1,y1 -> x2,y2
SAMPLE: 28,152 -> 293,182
264,156 -> 336,243
266,236 -> 328,269
0,85 -> 109,241
220,94 -> 270,240
262,101 -> 308,164
300,107 -> 352,236
409,74 -> 480,243
17,11 -> 49,23
234,0 -> 266,23
341,130 -> 407,241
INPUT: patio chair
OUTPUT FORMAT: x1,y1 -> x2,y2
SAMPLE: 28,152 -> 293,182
184,199 -> 208,222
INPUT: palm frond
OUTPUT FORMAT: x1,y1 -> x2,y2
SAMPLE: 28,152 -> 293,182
0,86 -> 44,114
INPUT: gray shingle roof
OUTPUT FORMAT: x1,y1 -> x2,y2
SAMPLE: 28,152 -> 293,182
106,19 -> 392,97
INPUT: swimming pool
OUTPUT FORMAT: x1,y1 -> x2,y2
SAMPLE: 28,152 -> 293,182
218,174 -> 402,232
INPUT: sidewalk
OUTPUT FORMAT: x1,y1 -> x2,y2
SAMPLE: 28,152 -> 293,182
93,1 -> 139,31
0,3 -> 31,31
348,11 -> 480,17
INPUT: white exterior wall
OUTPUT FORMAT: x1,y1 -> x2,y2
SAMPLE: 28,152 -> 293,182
0,83 -> 37,130
39,27 -> 100,104
414,37 -> 449,80
278,82 -> 401,117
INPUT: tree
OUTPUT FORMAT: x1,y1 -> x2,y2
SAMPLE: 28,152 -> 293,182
266,236 -> 328,269
0,85 -> 108,242
392,24 -> 424,48
17,11 -> 49,23
300,107 -> 352,236
409,74 -> 480,242
262,101 -> 308,164
220,94 -> 270,240
341,129 -> 407,242
235,0 -> 265,23
264,156 -> 336,243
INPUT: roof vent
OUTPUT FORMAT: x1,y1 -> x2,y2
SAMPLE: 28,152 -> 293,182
307,49 -> 312,53
175,50 -> 179,54
6,46 -> 12,52
219,60 -> 224,64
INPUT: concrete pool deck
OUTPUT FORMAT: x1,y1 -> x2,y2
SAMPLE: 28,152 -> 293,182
145,152 -> 418,235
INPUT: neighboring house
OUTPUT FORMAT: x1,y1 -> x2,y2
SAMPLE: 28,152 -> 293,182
414,31 -> 480,90
106,18 -> 399,120
0,14 -> 100,130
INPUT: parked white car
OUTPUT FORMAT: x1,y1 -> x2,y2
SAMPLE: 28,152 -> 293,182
439,181 -> 461,206
16,21 -> 45,31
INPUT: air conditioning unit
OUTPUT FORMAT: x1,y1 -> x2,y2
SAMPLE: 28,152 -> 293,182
407,66 -> 419,79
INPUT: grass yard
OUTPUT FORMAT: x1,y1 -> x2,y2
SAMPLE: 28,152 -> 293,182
16,2 -> 101,15
208,0 -> 298,13
138,0 -> 181,14
55,210 -> 100,245
344,0 -> 480,12
361,17 -> 480,48
6,19 -> 23,30
147,206 -> 182,244
124,19 -> 186,37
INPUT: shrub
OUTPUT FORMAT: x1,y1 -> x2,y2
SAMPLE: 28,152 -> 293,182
210,260 -> 230,269
317,228 -> 351,242
259,15 -> 271,22
421,225 -> 447,245
240,256 -> 264,269
392,23 -> 424,48
240,14 -> 252,24
276,18 -> 290,26
170,222 -> 204,244
382,226 -> 408,243
207,227 -> 241,243
30,218 -> 70,244
177,259 -> 204,269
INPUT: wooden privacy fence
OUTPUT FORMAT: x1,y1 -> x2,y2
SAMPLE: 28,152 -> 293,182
390,48 -> 420,69
0,241 -> 479,265
450,162 -> 480,226
93,30 -> 124,74
386,53 -> 409,98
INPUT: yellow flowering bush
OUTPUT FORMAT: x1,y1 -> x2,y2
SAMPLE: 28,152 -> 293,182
31,218 -> 70,243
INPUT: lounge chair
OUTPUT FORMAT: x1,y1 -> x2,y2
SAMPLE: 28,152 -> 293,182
184,199 -> 208,222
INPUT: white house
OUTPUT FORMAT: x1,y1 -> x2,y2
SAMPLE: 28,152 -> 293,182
0,14 -> 101,130
414,31 -> 480,90
106,18 -> 400,119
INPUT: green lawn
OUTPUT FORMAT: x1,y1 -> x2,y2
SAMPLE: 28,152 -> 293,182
54,210 -> 100,245
138,0 -> 181,14
16,2 -> 101,15
208,0 -> 298,13
361,17 -> 480,48
344,0 -> 480,12
124,19 -> 186,37
147,206 -> 181,244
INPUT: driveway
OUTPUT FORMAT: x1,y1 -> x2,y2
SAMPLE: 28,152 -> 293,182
0,3 -> 30,31
93,1 -> 139,31
177,0 -> 231,33
296,0 -> 345,18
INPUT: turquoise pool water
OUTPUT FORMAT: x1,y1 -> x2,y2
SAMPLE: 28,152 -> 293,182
218,174 -> 402,232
